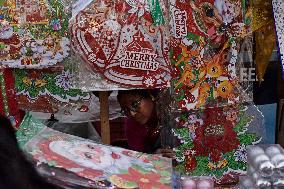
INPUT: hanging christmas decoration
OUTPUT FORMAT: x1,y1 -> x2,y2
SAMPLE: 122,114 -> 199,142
272,0 -> 284,78
0,68 -> 22,128
172,103 -> 263,185
252,0 -> 276,83
17,114 -> 172,189
0,0 -> 71,68
70,0 -> 172,88
14,59 -> 91,113
169,0 -> 251,111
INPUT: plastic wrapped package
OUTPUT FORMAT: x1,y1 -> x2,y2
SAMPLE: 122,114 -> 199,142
235,35 -> 254,101
237,176 -> 257,189
273,0 -> 284,78
0,68 -> 23,128
70,0 -> 172,89
179,176 -> 214,189
43,121 -> 102,145
0,0 -> 73,68
13,58 -> 91,115
161,102 -> 265,185
240,144 -> 284,189
169,0 -> 253,111
16,114 -> 173,189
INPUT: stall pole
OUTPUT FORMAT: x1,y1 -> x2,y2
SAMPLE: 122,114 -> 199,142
99,91 -> 110,144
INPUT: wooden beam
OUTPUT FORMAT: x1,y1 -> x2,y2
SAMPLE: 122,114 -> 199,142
99,91 -> 110,144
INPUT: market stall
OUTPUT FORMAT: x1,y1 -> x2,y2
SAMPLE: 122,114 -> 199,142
0,0 -> 284,188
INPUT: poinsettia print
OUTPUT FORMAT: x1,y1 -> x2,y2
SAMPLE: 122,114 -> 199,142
116,167 -> 171,189
17,119 -> 173,188
172,104 -> 262,185
126,0 -> 150,18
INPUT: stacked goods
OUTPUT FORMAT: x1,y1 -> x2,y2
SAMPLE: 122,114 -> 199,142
239,145 -> 284,189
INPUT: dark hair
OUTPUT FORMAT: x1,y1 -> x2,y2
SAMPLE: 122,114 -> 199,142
0,115 -> 62,189
117,89 -> 160,102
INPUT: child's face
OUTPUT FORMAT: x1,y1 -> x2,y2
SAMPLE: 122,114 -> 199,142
119,94 -> 154,125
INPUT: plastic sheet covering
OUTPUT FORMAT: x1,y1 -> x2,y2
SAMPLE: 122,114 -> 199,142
235,35 -> 254,101
14,57 -> 92,115
70,0 -> 172,89
70,54 -> 127,91
16,114 -> 173,189
169,0 -> 253,111
29,91 -> 122,123
44,121 -> 102,143
162,1 -> 264,184
160,99 -> 266,185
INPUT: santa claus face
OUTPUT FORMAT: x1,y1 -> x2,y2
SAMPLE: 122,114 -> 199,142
49,140 -> 115,170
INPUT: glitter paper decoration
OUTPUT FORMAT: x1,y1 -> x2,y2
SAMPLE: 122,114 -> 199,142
14,62 -> 91,113
0,68 -> 22,128
17,114 -> 172,189
272,0 -> 284,78
169,0 -> 250,111
71,53 -> 133,91
251,0 -> 276,83
0,0 -> 71,68
172,104 -> 263,185
163,0 -> 262,186
70,0 -> 172,88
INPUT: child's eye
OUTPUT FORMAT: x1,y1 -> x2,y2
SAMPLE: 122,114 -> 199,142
131,102 -> 139,109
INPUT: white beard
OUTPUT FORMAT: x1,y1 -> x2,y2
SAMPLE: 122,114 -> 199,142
48,140 -> 150,175
49,141 -> 114,171
0,27 -> 14,39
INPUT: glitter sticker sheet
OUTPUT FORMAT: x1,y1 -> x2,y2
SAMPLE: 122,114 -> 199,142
70,0 -> 172,88
273,0 -> 284,78
14,61 -> 91,113
0,68 -> 22,128
17,114 -> 172,189
171,103 -> 263,185
169,0 -> 251,110
0,0 -> 71,68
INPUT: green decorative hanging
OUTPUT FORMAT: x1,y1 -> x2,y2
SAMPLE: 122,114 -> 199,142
16,113 -> 46,148
148,0 -> 165,26
0,71 -> 9,116
0,0 -> 5,6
